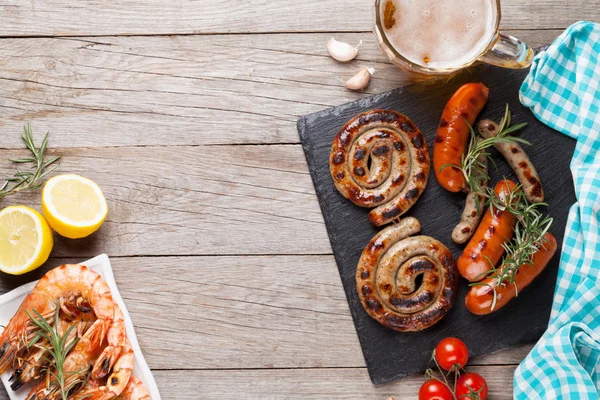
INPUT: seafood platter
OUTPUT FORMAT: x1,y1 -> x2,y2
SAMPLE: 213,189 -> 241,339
0,255 -> 159,399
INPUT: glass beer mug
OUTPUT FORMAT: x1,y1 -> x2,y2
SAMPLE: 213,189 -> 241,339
374,0 -> 534,75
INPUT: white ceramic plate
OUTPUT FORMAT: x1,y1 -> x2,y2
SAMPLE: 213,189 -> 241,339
0,254 -> 162,399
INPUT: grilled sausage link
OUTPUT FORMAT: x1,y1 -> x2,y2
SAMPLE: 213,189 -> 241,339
330,110 -> 430,226
433,83 -> 489,192
457,180 -> 518,282
478,119 -> 544,203
356,217 -> 458,332
452,137 -> 489,244
466,232 -> 557,315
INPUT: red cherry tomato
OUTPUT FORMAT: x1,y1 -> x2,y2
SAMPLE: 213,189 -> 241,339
455,372 -> 488,400
435,338 -> 469,370
419,379 -> 454,400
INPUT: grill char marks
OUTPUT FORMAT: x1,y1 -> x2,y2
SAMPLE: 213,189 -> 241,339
356,217 -> 459,332
478,119 -> 544,203
330,109 -> 431,227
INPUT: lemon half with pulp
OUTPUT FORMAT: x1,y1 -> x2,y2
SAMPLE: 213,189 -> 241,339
42,174 -> 108,239
0,206 -> 54,275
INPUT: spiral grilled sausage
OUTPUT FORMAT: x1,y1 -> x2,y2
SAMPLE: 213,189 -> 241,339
330,110 -> 430,226
356,217 -> 458,332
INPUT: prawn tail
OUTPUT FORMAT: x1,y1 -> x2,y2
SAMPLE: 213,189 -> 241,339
77,389 -> 116,400
91,345 -> 121,379
26,379 -> 54,400
60,367 -> 92,400
105,341 -> 134,398
83,319 -> 110,351
120,376 -> 151,400
9,345 -> 50,390
0,342 -> 16,375
9,363 -> 34,391
105,366 -> 133,398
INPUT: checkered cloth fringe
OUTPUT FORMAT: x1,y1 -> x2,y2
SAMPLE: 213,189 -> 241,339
514,21 -> 600,399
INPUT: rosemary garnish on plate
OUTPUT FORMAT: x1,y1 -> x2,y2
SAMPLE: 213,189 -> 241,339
0,124 -> 61,201
27,308 -> 84,400
460,104 -> 529,198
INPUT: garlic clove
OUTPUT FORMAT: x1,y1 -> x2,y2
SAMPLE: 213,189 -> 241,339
327,37 -> 361,62
344,67 -> 375,91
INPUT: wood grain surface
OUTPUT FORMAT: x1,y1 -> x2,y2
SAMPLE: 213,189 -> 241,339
0,256 -> 534,372
0,0 -> 585,398
0,1 -> 596,35
0,31 -> 560,148
0,146 -> 331,256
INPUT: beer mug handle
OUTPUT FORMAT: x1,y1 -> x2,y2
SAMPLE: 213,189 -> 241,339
478,32 -> 535,69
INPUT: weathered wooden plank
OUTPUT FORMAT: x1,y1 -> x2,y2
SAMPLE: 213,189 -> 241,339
0,256 -> 534,371
0,365 -> 517,400
153,366 -> 516,400
0,145 -> 331,256
0,30 -> 559,148
151,366 -> 516,399
0,0 -> 593,36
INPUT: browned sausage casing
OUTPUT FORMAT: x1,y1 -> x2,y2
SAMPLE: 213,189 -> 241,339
452,137 -> 489,244
478,120 -> 544,203
356,217 -> 458,332
457,180 -> 518,282
465,232 -> 557,315
433,83 -> 489,192
330,110 -> 430,226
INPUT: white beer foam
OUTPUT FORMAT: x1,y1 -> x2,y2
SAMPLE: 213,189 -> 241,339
382,0 -> 497,69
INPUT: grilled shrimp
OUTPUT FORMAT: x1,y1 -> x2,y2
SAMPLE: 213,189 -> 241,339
74,337 -> 134,400
92,306 -> 127,379
117,376 -> 151,400
80,375 -> 150,400
0,291 -> 56,375
26,316 -> 107,400
34,264 -> 116,349
9,316 -> 94,391
0,264 -> 115,376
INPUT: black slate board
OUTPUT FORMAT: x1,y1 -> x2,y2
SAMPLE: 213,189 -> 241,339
298,64 -> 577,385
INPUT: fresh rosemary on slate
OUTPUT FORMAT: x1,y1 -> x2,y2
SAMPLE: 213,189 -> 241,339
455,105 -> 554,307
487,184 -> 553,303
460,104 -> 529,198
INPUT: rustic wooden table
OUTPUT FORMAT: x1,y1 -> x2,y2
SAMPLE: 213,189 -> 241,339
0,1 -> 597,399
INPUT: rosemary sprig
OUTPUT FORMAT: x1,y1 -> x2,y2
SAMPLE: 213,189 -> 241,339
0,124 -> 61,201
27,308 -> 81,400
496,103 -> 531,138
489,185 -> 553,283
460,104 -> 529,197
471,184 -> 553,310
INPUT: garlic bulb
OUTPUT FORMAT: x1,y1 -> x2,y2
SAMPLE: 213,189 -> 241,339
345,67 -> 375,90
327,37 -> 361,62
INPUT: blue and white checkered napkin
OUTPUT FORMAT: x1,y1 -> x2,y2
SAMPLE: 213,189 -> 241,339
514,21 -> 600,399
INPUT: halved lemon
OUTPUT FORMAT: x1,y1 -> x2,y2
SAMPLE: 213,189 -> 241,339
42,174 -> 108,239
0,206 -> 54,275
